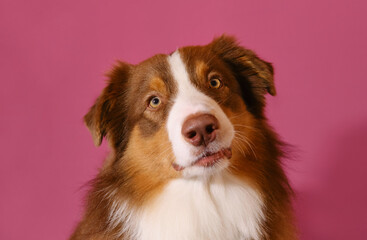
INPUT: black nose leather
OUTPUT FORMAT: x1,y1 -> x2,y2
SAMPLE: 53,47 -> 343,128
181,114 -> 219,146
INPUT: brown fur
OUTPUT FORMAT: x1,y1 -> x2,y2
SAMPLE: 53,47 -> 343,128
71,35 -> 296,239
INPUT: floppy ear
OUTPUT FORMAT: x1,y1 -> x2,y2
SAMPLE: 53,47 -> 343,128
210,35 -> 276,95
84,61 -> 131,146
210,35 -> 276,116
84,98 -> 104,146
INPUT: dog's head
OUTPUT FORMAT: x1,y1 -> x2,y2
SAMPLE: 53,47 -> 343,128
84,35 -> 275,179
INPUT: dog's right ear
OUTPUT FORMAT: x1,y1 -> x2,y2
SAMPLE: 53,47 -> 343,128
84,62 -> 131,146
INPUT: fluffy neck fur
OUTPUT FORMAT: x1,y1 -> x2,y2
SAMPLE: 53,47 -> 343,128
109,172 -> 265,240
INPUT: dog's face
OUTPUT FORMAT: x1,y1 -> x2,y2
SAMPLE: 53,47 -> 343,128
85,36 -> 275,179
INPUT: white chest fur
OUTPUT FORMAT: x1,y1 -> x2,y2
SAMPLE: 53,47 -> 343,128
135,173 -> 264,240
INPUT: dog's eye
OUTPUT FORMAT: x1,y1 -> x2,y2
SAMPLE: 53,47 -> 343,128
149,97 -> 161,108
209,78 -> 222,89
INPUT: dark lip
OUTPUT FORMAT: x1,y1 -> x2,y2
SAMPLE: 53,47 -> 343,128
172,148 -> 232,171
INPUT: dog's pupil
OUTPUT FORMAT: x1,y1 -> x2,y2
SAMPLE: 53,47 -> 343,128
152,98 -> 159,105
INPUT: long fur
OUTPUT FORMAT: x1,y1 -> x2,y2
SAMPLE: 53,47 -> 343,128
71,35 -> 296,240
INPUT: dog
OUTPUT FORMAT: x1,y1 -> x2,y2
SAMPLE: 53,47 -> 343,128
70,35 -> 296,240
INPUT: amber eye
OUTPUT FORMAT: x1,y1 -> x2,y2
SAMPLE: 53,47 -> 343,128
209,78 -> 222,89
149,96 -> 161,108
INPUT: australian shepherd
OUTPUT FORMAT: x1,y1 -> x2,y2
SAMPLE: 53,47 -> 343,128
70,35 -> 296,240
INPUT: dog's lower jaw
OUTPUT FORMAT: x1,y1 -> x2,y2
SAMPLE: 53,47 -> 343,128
172,147 -> 232,173
180,158 -> 231,179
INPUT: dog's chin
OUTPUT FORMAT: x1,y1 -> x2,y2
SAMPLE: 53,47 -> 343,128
182,158 -> 230,178
172,148 -> 232,178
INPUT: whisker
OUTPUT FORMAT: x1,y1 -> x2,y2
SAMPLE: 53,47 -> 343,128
232,139 -> 247,158
233,132 -> 258,161
233,124 -> 265,139
228,112 -> 247,120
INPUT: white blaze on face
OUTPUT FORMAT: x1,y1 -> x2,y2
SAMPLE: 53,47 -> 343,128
166,51 -> 234,176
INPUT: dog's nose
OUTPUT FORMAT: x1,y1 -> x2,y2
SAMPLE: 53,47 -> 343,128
181,114 -> 219,147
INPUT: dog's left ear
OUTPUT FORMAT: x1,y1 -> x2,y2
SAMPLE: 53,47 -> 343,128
210,35 -> 276,96
210,35 -> 276,116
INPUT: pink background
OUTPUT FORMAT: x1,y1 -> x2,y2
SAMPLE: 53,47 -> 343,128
1,0 -> 366,239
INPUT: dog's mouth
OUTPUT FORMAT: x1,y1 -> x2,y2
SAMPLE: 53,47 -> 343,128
172,148 -> 232,171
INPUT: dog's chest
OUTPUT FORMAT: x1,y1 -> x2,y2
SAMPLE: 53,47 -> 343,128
135,174 -> 264,240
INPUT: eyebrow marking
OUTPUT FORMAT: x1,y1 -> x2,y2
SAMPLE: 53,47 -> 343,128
195,61 -> 209,81
149,77 -> 168,95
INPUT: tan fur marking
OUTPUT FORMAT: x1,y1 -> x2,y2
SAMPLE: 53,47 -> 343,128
122,124 -> 180,205
149,77 -> 168,95
195,60 -> 209,81
218,99 -> 261,187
